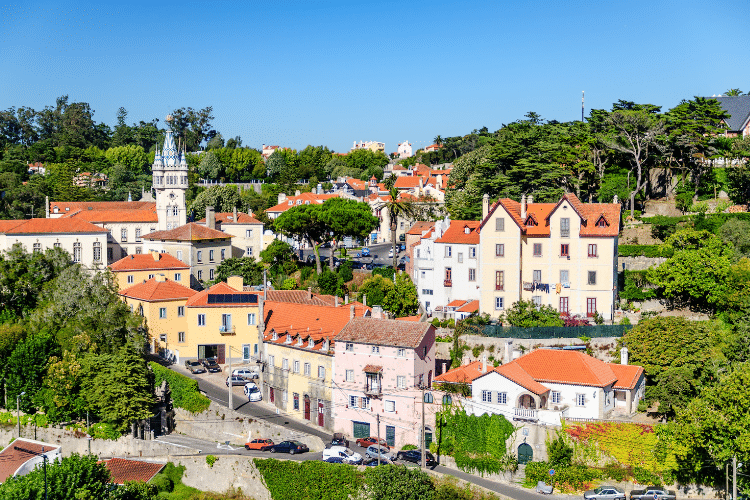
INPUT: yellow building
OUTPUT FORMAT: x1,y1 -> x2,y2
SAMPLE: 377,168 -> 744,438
185,276 -> 261,365
262,301 -> 370,431
109,251 -> 190,290
119,275 -> 198,360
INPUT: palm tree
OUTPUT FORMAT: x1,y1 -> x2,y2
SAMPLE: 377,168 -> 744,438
384,187 -> 416,269
724,89 -> 745,96
433,135 -> 443,146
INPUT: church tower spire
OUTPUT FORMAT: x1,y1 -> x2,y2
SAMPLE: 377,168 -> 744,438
153,115 -> 188,231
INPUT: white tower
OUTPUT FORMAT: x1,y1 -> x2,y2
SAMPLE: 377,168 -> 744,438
153,115 -> 188,231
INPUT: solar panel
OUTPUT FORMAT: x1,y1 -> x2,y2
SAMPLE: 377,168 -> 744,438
206,293 -> 258,304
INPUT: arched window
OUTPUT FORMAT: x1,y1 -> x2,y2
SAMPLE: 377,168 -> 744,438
423,392 -> 434,404
442,394 -> 452,405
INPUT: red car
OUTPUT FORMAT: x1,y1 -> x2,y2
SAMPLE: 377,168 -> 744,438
355,437 -> 389,450
245,439 -> 274,451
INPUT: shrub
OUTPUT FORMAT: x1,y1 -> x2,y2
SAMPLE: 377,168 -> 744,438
471,345 -> 484,358
206,455 -> 217,467
150,473 -> 173,493
338,261 -> 353,282
547,436 -> 573,467
300,266 -> 314,282
618,245 -> 674,258
602,462 -> 628,482
150,362 -> 211,414
255,458 -> 363,500
632,466 -> 661,485
400,444 -> 418,450
373,267 -> 395,281
281,277 -> 297,290
88,422 -> 121,440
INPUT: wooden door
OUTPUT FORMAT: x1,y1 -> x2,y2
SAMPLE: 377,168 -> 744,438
269,387 -> 274,403
217,344 -> 226,364
304,395 -> 311,420
317,400 -> 324,427
518,443 -> 533,464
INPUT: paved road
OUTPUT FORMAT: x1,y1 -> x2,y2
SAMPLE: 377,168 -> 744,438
299,242 -> 406,268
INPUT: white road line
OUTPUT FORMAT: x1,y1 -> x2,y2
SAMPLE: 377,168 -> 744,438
154,439 -> 201,452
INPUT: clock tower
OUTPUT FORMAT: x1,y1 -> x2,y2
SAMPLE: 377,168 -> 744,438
153,115 -> 188,231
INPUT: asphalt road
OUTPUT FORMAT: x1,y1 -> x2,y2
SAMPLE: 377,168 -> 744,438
299,242 -> 406,267
167,364 -> 571,500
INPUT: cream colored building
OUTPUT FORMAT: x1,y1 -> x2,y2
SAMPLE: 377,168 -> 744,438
478,193 -> 620,321
197,209 -> 265,259
109,251 -> 190,290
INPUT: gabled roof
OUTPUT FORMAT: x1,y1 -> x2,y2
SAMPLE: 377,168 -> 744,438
265,193 -> 340,214
143,223 -> 230,241
187,282 -> 258,307
109,253 -> 189,272
457,300 -> 479,313
406,221 -> 435,236
260,290 -> 338,306
63,209 -> 158,223
494,361 -> 551,395
197,212 -> 262,225
610,363 -> 644,390
49,201 -> 156,214
579,204 -> 621,237
394,176 -> 425,189
434,360 -> 487,384
435,220 -> 480,244
336,317 -> 433,349
102,458 -> 165,485
0,438 -> 60,483
396,315 -> 421,322
710,95 -> 750,131
264,301 -> 369,334
0,218 -> 109,234
446,299 -> 467,308
119,278 -> 198,302
0,220 -> 25,232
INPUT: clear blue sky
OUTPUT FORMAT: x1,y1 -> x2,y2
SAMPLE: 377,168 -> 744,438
2,0 -> 749,153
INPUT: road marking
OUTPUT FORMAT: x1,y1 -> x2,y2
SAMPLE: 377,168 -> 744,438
154,439 -> 200,452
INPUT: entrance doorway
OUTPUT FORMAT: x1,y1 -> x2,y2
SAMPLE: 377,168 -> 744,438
304,395 -> 311,420
318,400 -> 324,427
518,443 -> 533,464
198,344 -> 225,364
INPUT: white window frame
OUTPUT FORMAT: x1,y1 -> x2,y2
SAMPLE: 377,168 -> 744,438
397,376 -> 406,389
248,313 -> 256,325
318,365 -> 325,379
385,400 -> 395,412
345,369 -> 354,382
197,314 -> 206,326
178,331 -> 185,343
177,306 -> 184,317
293,360 -> 300,373
495,217 -> 505,231
482,390 -> 492,402
576,394 -> 586,406
495,297 -> 504,310
552,391 -> 561,404
497,392 -> 507,404
304,363 -> 311,376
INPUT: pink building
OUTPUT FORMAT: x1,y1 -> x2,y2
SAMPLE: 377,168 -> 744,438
332,316 -> 437,449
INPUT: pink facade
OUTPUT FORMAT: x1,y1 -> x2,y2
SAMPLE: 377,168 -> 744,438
332,320 -> 437,449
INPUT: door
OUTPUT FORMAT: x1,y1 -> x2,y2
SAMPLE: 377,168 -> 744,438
242,344 -> 250,361
559,297 -> 569,313
352,421 -> 370,439
385,426 -> 395,447
518,443 -> 533,464
304,395 -> 311,420
217,344 -> 225,364
587,298 -> 597,317
318,400 -> 325,427
269,388 -> 275,403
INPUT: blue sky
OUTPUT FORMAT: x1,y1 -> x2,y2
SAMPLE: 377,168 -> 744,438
2,0 -> 749,153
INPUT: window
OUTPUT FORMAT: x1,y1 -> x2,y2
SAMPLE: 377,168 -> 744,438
178,331 -> 185,343
560,217 -> 570,237
172,206 -> 178,216
349,395 -> 357,407
397,348 -> 405,357
293,393 -> 299,410
177,250 -> 182,261
397,376 -> 406,388
159,307 -> 167,319
559,297 -> 569,313
246,229 -> 252,238
54,242 -> 62,248
360,397 -> 370,409
495,297 -> 504,310
121,228 -> 127,242
107,247 -> 113,261
148,274 -> 155,280
198,314 -> 206,326
469,247 -> 476,259
445,246 -> 452,257
560,244 -> 569,257
588,271 -> 597,285
533,270 -> 542,282
552,391 -> 561,404
282,358 -> 289,370
73,242 -> 81,263
532,296 -> 542,306
576,394 -> 586,406
268,355 -> 275,367
160,334 -> 167,343
468,268 -> 476,281
198,270 -> 203,280
174,306 -> 183,317
421,289 -> 433,295
293,360 -> 300,373
423,346 -> 427,357
597,217 -> 607,228
345,369 -> 354,382
482,390 -> 492,402
495,243 -> 504,257
495,217 -> 505,231
247,313 -> 256,325
93,242 -> 101,262
135,228 -> 142,242
457,252 -> 463,263
209,250 -> 214,262
533,243 -> 542,256
246,247 -> 253,256
497,392 -> 507,404
318,366 -> 325,379
127,275 -> 134,284
385,400 -> 395,412
135,247 -> 142,254
221,249 -> 225,261
588,244 -> 598,257
209,269 -> 214,280
495,271 -> 504,290
304,363 -> 311,376
371,346 -> 379,354
174,272 -> 181,281
560,269 -> 569,283
345,342 -> 354,351
444,268 -> 451,281
587,298 -> 597,317
197,251 -> 202,262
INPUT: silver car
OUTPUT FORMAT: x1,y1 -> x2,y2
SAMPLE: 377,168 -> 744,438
584,486 -> 626,500
365,445 -> 395,462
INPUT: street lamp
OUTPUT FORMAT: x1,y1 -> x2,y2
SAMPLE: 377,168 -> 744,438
17,391 -> 25,437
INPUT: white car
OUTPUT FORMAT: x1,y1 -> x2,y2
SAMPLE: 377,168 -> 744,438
388,249 -> 394,258
243,382 -> 262,402
322,446 -> 362,464
233,368 -> 259,380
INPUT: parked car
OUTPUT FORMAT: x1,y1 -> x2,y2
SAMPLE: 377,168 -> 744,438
388,248 -> 394,258
244,382 -> 262,402
200,358 -> 221,373
399,243 -> 406,251
362,456 -> 392,466
399,234 -> 405,242
244,439 -> 274,451
331,433 -> 349,447
536,481 -> 553,495
361,247 -> 371,257
583,486 -> 625,500
396,262 -> 406,271
226,375 -> 246,386
270,440 -> 309,454
630,487 -> 676,500
233,368 -> 259,380
396,449 -> 436,466
184,360 -> 206,374
322,446 -> 362,464
323,457 -> 346,464
356,437 -> 389,449
365,445 -> 396,462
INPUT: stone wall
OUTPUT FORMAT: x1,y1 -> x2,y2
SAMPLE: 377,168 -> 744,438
618,256 -> 667,271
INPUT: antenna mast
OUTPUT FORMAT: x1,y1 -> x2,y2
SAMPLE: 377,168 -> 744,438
582,91 -> 585,122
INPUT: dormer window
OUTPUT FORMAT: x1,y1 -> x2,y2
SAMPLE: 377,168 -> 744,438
525,215 -> 538,227
308,338 -> 314,348
464,226 -> 470,234
272,331 -> 278,341
323,339 -> 330,351
296,200 -> 302,205
305,201 -> 310,205
296,337 -> 303,346
285,334 -> 292,344
596,216 -> 608,228
288,201 -> 292,206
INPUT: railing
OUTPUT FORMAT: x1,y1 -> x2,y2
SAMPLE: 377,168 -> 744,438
364,384 -> 382,397
444,279 -> 452,287
219,325 -> 236,335
514,407 -> 538,421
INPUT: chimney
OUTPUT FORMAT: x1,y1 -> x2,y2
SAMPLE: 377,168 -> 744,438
150,250 -> 160,261
206,206 -> 216,230
227,275 -> 243,291
233,206 -> 238,222
363,294 -> 367,307
295,190 -> 301,196
345,294 -> 349,305
155,274 -> 166,283
45,196 -> 49,218
505,340 -> 513,364
335,296 -> 339,307
521,194 -> 527,219
372,306 -> 383,319
278,192 -> 286,204
527,194 -> 533,205
482,194 -> 490,220
613,195 -> 619,204
308,287 -> 312,300
350,304 -> 355,319
442,362 -> 447,374
620,346 -> 629,365
482,353 -> 487,373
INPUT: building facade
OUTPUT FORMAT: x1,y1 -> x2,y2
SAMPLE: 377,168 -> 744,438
152,121 -> 189,231
197,210 -> 265,259
109,251 -> 190,290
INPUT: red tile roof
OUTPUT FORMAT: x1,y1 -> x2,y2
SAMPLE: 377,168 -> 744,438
363,364 -> 383,373
446,299 -> 466,308
336,317 -> 433,349
264,301 -> 369,334
187,282 -> 259,307
49,201 -> 156,214
434,360 -> 487,384
610,363 -> 644,390
0,439 -> 61,483
0,220 -> 25,232
119,278 -> 198,302
265,193 -> 340,214
64,209 -> 158,223
103,458 -> 165,485
396,315 -> 422,322
394,176 -> 424,189
435,220 -> 480,244
494,361 -> 551,395
0,218 -> 108,234
197,212 -> 262,225
406,221 -> 435,236
457,300 -> 479,313
143,223 -> 230,241
259,290 -> 341,306
109,253 -> 189,272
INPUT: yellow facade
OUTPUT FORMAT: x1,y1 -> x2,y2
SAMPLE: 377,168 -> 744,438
185,303 -> 261,363
115,269 -> 188,291
123,295 -> 190,357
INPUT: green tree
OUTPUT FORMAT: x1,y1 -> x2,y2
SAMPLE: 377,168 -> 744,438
104,145 -> 149,173
169,106 -> 216,151
359,274 -> 394,309
197,151 -> 222,180
384,187 -> 417,269
719,219 -> 750,260
365,465 -> 435,500
188,185 -> 242,218
502,299 -> 564,327
6,329 -> 60,413
273,204 -> 330,274
260,240 -> 298,276
212,257 -> 264,286
724,89 -> 744,96
320,198 -> 378,270
110,481 -> 159,500
546,435 -> 573,467
383,273 -> 419,317
0,244 -> 71,316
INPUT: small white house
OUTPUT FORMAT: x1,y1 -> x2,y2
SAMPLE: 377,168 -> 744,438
0,438 -> 61,483
469,348 -> 644,425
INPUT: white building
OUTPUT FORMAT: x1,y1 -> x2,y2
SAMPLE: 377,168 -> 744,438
152,119 -> 189,231
412,218 -> 481,314
397,141 -> 412,159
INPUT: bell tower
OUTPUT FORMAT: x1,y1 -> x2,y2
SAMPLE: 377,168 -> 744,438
153,115 -> 188,231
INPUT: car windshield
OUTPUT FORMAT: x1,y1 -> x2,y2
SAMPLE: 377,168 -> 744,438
344,448 -> 354,455
189,361 -> 199,366
595,488 -> 606,494
248,387 -> 259,393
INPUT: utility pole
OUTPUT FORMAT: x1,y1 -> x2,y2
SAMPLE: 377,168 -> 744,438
228,345 -> 233,410
726,462 -> 729,500
733,455 -> 737,500
421,384 -> 426,468
581,91 -> 585,122
376,414 -> 381,467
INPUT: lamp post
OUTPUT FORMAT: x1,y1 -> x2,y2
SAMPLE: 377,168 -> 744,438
17,391 -> 25,437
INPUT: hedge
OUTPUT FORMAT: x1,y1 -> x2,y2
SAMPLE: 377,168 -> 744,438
618,245 -> 673,258
254,459 -> 363,500
525,461 -> 600,490
149,362 -> 211,414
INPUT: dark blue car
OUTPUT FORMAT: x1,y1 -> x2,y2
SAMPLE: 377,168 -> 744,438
396,449 -> 436,466
270,440 -> 309,455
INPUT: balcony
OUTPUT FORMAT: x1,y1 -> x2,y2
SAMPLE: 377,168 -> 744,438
219,325 -> 236,335
364,383 -> 382,398
444,279 -> 452,287
513,407 -> 538,421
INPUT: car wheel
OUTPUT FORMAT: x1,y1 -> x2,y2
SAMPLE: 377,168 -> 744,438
289,449 -> 295,455
245,445 -> 250,450
270,447 -> 276,453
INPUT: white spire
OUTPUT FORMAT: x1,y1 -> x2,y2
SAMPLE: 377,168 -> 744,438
162,130 -> 177,167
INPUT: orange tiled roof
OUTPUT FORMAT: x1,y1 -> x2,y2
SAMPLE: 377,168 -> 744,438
143,223 -> 230,241
260,290 -> 338,306
457,300 -> 479,313
0,439 -> 60,483
523,204 -> 556,236
187,282 -> 259,307
109,253 -> 189,272
446,299 -> 466,308
363,364 -> 383,373
0,220 -> 25,232
580,204 -> 621,237
64,209 -> 158,223
119,278 -> 197,301
396,315 -> 421,322
494,361 -> 550,395
435,220 -> 480,244
610,363 -> 644,390
264,301 -> 369,334
337,317 -> 433,349
394,176 -> 424,189
103,458 -> 165,485
49,201 -> 155,213
0,218 -> 108,234
197,212 -> 262,225
406,221 -> 435,236
508,349 -> 618,388
265,193 -> 340,214
434,360 -> 487,384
